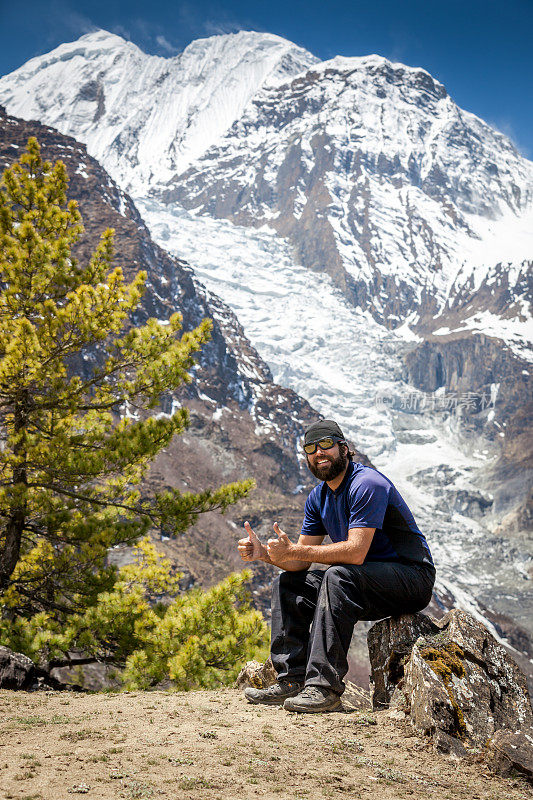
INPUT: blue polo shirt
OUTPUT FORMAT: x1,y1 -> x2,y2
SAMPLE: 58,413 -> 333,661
300,461 -> 433,567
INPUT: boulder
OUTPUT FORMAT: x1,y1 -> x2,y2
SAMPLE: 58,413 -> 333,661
368,609 -> 533,767
0,646 -> 82,691
486,728 -> 533,781
390,638 -> 469,757
367,612 -> 439,709
0,646 -> 37,689
235,657 -> 277,689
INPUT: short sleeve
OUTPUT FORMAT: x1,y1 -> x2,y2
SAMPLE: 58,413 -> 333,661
348,477 -> 389,530
300,492 -> 327,538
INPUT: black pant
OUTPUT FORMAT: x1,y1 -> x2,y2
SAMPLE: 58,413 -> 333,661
270,561 -> 435,695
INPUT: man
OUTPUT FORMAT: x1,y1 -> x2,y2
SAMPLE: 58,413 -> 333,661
238,419 -> 435,713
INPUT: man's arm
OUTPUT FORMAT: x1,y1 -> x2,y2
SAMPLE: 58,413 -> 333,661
269,529 -> 326,571
267,525 -> 376,566
238,522 -> 324,571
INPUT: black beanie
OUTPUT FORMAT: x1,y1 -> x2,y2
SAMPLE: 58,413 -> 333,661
304,419 -> 345,445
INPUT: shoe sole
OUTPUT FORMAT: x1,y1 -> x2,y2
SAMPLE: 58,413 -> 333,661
244,689 -> 301,706
244,694 -> 286,706
283,698 -> 342,713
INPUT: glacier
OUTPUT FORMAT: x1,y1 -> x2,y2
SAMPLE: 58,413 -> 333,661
137,197 -> 532,641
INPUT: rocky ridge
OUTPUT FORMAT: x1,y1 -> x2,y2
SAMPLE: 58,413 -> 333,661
0,105 -> 338,589
6,29 -> 527,542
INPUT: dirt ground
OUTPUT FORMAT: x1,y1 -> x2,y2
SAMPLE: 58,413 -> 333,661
0,688 -> 530,800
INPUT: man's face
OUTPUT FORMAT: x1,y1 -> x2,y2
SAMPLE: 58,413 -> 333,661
306,441 -> 348,482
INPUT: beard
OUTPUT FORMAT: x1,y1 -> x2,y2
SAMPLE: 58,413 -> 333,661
307,449 -> 348,482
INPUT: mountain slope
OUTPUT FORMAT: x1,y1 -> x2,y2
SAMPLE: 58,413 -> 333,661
0,105 -> 334,591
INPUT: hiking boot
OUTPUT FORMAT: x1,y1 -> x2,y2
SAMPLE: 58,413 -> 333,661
283,685 -> 342,713
244,679 -> 303,706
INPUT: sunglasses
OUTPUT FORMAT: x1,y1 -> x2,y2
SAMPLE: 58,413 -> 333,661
303,437 -> 344,455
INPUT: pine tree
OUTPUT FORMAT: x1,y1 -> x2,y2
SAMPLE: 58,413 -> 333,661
0,139 -> 265,685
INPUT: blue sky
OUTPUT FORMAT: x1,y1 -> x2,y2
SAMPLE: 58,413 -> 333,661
1,0 -> 532,157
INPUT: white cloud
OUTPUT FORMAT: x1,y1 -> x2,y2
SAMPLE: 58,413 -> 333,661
111,24 -> 132,41
46,1 -> 97,42
155,35 -> 177,54
203,20 -> 244,37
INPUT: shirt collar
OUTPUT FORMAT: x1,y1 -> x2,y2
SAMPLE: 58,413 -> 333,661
326,459 -> 355,496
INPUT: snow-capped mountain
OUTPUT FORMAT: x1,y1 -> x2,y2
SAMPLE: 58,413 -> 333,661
163,54 -> 533,327
0,31 -> 531,671
1,34 -> 530,330
0,30 -> 317,196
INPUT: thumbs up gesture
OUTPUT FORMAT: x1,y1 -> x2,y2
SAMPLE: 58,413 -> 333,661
267,522 -> 293,562
238,521 -> 264,562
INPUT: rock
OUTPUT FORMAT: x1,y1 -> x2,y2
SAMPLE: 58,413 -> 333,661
0,646 -> 36,689
367,612 -> 439,709
487,728 -> 533,782
387,707 -> 406,721
235,658 -> 277,689
390,641 -> 468,757
395,430 -> 438,445
368,609 -> 533,758
343,680 -> 372,710
405,332 -> 532,537
0,646 -> 83,691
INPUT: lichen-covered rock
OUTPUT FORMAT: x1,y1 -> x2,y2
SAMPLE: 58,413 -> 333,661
487,728 -> 533,782
367,612 -> 439,709
430,610 -> 533,740
235,658 -> 277,689
0,646 -> 36,689
368,609 -> 533,758
390,643 -> 468,757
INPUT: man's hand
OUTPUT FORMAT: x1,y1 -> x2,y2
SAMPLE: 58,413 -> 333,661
266,523 -> 294,563
238,521 -> 264,562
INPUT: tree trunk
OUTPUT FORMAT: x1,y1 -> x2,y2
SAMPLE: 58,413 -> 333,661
0,392 -> 28,591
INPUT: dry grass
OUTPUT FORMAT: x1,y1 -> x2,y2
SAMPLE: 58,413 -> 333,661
0,688 -> 530,800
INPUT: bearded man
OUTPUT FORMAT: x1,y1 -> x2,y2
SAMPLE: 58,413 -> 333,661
238,419 -> 435,713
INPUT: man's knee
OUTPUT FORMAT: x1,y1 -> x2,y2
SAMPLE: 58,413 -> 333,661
314,565 -> 365,622
320,565 -> 367,611
323,564 -> 363,591
275,570 -> 298,594
273,569 -> 310,598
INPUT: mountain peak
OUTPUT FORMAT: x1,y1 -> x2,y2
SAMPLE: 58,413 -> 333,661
0,28 -> 317,193
176,29 -> 318,79
308,53 -> 447,98
76,29 -> 129,46
5,29 -> 142,81
182,29 -> 301,50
